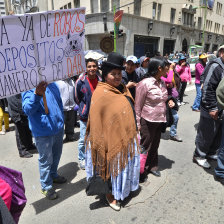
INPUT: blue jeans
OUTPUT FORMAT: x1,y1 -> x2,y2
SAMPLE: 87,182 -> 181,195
192,84 -> 201,110
170,109 -> 179,137
215,118 -> 224,178
35,129 -> 64,191
78,120 -> 87,161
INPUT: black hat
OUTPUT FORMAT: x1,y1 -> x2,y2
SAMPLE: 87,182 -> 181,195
102,52 -> 125,70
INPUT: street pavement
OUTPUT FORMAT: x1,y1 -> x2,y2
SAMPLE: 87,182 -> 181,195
1,83 -> 224,224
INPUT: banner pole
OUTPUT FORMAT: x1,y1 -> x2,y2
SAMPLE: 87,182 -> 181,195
113,6 -> 117,52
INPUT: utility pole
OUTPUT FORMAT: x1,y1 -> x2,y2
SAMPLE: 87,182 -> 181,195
202,0 -> 208,47
113,6 -> 117,52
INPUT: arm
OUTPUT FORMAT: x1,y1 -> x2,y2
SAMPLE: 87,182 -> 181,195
135,82 -> 147,130
175,65 -> 184,73
188,66 -> 192,83
161,70 -> 174,83
74,79 -> 83,105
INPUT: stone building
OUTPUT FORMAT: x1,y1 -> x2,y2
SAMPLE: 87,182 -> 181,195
7,0 -> 224,56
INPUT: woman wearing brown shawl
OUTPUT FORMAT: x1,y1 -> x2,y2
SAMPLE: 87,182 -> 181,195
85,52 -> 140,211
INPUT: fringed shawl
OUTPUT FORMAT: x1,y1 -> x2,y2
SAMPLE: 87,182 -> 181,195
85,82 -> 139,180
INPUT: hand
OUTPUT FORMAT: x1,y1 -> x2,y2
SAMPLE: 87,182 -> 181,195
138,127 -> 141,132
209,110 -> 218,120
167,83 -> 173,88
127,81 -> 137,89
35,81 -> 48,96
189,81 -> 192,85
181,62 -> 186,67
201,84 -> 203,90
170,63 -> 176,70
168,100 -> 175,108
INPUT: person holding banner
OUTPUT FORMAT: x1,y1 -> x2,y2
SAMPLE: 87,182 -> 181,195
22,81 -> 66,200
75,58 -> 101,170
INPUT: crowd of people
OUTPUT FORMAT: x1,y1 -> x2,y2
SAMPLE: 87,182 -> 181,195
2,45 -> 224,217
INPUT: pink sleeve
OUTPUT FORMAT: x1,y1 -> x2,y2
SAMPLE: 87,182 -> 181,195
163,70 -> 173,83
175,65 -> 183,73
188,66 -> 192,82
196,63 -> 204,76
135,82 -> 147,129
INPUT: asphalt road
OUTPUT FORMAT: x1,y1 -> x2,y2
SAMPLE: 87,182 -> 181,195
1,83 -> 224,224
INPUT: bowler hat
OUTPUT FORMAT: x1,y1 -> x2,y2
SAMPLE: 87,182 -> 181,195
102,52 -> 125,70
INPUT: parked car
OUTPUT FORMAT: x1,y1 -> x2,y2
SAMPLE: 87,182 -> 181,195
187,54 -> 216,76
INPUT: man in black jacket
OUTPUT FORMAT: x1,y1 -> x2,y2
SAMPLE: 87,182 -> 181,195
193,46 -> 224,169
7,94 -> 36,158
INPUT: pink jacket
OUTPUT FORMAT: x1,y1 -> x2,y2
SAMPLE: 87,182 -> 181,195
135,77 -> 168,129
161,70 -> 173,84
176,65 -> 191,82
195,63 -> 204,84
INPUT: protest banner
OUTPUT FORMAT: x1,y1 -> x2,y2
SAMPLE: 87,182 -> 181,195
0,7 -> 86,99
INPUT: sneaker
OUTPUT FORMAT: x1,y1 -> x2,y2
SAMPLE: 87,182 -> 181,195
0,131 -> 5,135
41,188 -> 58,200
79,160 -> 85,170
214,175 -> 224,185
193,156 -> 211,169
170,135 -> 183,142
20,151 -> 33,158
53,175 -> 67,184
181,102 -> 186,105
106,196 -> 121,211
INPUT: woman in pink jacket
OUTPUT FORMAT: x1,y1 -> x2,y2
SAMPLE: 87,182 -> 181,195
135,57 -> 175,182
192,53 -> 208,111
175,56 -> 192,105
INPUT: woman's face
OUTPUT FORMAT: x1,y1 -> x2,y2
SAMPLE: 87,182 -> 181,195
105,69 -> 122,87
86,62 -> 97,79
157,65 -> 169,79
203,58 -> 208,63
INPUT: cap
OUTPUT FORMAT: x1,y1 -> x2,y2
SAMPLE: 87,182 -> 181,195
126,55 -> 138,64
199,53 -> 208,59
218,45 -> 224,51
179,55 -> 186,60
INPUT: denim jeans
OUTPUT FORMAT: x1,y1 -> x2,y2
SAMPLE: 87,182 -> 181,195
35,129 -> 64,191
78,120 -> 87,161
215,118 -> 224,178
192,84 -> 201,110
170,109 -> 179,137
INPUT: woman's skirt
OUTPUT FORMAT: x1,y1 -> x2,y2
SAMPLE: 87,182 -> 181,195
85,143 -> 140,201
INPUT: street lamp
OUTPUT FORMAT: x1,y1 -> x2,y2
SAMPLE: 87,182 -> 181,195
148,20 -> 153,34
103,13 -> 108,32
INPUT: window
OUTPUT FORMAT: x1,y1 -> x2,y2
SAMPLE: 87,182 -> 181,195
170,8 -> 176,23
198,17 -> 202,29
74,0 -> 80,8
91,0 -> 99,13
112,0 -> 120,9
214,23 -> 220,33
182,12 -> 194,26
152,2 -> 157,19
64,5 -> 67,9
216,2 -> 222,15
101,0 -> 109,12
68,2 -> 71,9
157,4 -> 162,20
134,0 -> 141,16
206,20 -> 213,31
60,7 -> 63,9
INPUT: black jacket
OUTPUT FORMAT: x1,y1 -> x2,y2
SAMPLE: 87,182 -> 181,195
7,94 -> 26,123
200,57 -> 224,112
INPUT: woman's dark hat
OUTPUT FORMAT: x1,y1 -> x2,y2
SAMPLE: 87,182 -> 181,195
102,52 -> 125,70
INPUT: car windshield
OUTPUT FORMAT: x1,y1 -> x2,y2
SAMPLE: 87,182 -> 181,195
187,57 -> 199,64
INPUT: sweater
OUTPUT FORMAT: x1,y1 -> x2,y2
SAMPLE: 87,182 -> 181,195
22,83 -> 64,137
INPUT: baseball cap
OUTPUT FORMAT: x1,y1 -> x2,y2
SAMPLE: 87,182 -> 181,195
126,55 -> 138,64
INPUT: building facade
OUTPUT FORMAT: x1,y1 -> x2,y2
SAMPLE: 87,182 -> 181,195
7,0 -> 224,56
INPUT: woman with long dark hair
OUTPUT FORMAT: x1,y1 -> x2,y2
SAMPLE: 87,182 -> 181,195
192,53 -> 208,112
135,57 -> 175,181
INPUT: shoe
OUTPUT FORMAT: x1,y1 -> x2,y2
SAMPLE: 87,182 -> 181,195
0,131 -> 5,135
5,127 -> 14,132
20,151 -> 33,158
181,102 -> 186,105
41,188 -> 58,200
206,154 -> 218,160
193,156 -> 211,169
139,172 -> 148,183
150,170 -> 161,177
214,175 -> 224,185
53,175 -> 67,184
192,109 -> 200,112
79,160 -> 85,170
75,123 -> 80,128
106,196 -> 121,211
63,135 -> 78,143
170,135 -> 183,142
28,144 -> 37,151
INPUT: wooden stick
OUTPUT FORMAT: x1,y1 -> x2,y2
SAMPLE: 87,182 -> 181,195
43,92 -> 49,114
